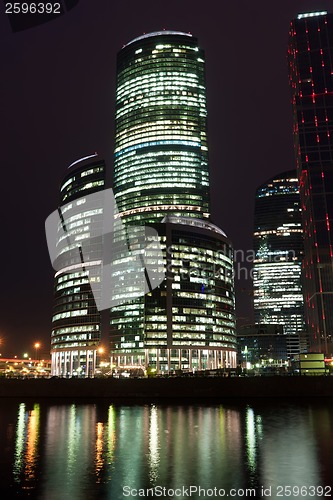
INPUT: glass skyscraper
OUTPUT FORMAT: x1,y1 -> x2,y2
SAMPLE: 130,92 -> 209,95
50,155 -> 105,376
111,31 -> 236,373
288,11 -> 333,355
114,31 -> 210,225
253,171 -> 305,349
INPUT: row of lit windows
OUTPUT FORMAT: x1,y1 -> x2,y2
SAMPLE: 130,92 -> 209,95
115,149 -> 203,164
60,167 -> 103,193
53,341 -> 99,350
62,181 -> 104,201
116,112 -> 206,133
52,325 -> 99,336
117,72 -> 202,96
120,87 -> 203,105
116,129 -> 203,150
174,291 -> 234,304
118,89 -> 206,105
51,333 -> 98,343
118,172 -> 207,186
115,162 -> 208,185
116,96 -> 206,121
118,64 -> 204,85
61,209 -> 103,226
115,184 -> 209,199
118,91 -> 206,106
53,309 -> 88,322
56,278 -> 89,292
116,119 -> 202,138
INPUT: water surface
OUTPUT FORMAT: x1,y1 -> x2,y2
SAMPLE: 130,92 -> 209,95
1,400 -> 333,499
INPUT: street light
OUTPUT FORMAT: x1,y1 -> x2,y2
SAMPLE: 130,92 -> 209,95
34,342 -> 40,362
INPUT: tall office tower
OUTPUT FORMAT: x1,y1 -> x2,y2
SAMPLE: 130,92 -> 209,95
114,31 -> 210,225
253,172 -> 305,355
111,32 -> 236,373
50,155 -> 105,376
288,11 -> 333,355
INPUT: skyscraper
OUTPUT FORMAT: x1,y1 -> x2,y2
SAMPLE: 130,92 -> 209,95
110,31 -> 236,373
252,171 -> 305,355
50,155 -> 105,376
288,11 -> 333,355
113,31 -> 210,225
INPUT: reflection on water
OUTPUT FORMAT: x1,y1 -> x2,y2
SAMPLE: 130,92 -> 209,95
2,401 -> 333,498
13,403 -> 40,489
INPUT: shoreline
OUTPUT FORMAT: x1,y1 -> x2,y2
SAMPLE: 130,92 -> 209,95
1,376 -> 333,401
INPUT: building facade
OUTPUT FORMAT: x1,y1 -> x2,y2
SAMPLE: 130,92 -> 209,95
237,324 -> 288,368
111,216 -> 236,372
253,171 -> 305,354
288,11 -> 333,355
110,31 -> 237,373
113,31 -> 210,225
50,155 -> 105,376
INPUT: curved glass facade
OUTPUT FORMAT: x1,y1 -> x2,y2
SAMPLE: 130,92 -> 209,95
51,157 -> 105,376
110,32 -> 236,373
111,217 -> 236,372
114,31 -> 210,225
253,171 -> 305,341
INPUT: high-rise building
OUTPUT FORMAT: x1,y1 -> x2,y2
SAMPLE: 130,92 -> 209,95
288,11 -> 333,355
113,31 -> 210,225
50,155 -> 105,376
110,31 -> 237,373
253,171 -> 305,356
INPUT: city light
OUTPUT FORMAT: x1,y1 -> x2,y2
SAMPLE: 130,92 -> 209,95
34,343 -> 40,361
297,11 -> 327,20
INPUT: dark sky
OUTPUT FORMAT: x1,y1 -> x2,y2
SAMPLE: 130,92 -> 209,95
1,0 -> 332,357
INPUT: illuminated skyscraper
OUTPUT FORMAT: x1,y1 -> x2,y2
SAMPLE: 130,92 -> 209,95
253,172 -> 305,350
288,11 -> 333,355
111,31 -> 236,372
50,155 -> 105,376
114,31 -> 210,225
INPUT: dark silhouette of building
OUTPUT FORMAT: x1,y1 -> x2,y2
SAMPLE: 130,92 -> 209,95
288,11 -> 333,356
237,324 -> 288,368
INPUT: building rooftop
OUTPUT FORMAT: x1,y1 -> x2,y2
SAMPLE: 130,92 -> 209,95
125,31 -> 192,46
162,215 -> 228,237
297,11 -> 327,20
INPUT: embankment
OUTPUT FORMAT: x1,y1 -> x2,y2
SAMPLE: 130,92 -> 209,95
0,376 -> 333,401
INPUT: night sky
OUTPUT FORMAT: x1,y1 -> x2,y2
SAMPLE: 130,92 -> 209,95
1,0 -> 332,357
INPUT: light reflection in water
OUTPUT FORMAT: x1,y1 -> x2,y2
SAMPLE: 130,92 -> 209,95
245,407 -> 256,472
13,403 -> 26,482
107,405 -> 116,465
5,402 -> 333,498
13,403 -> 40,487
41,404 -> 97,498
148,405 -> 159,483
260,408 -> 321,489
24,404 -> 40,483
95,421 -> 104,482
